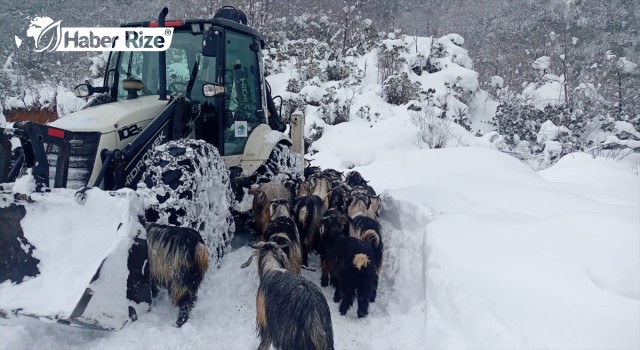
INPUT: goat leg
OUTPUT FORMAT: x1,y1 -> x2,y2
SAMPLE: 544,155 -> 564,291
301,245 -> 309,266
339,287 -> 355,316
151,283 -> 160,298
320,259 -> 329,287
258,336 -> 272,350
370,275 -> 378,303
356,289 -> 370,318
333,278 -> 342,303
176,293 -> 195,328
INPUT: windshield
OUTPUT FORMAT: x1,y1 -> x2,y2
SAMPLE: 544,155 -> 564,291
106,31 -> 217,101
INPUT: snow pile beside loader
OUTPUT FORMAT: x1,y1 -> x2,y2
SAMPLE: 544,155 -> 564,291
0,185 -> 147,330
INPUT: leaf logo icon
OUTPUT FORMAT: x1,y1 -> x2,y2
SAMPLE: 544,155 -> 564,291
26,17 -> 62,52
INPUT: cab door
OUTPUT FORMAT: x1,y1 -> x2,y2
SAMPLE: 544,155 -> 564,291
222,30 -> 264,156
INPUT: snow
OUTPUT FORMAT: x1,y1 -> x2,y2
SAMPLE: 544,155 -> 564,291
2,119 -> 638,349
532,56 -> 550,72
616,57 -> 637,74
1,28 -> 638,350
0,188 -> 145,329
536,120 -> 570,144
490,75 -> 504,89
521,74 -> 565,109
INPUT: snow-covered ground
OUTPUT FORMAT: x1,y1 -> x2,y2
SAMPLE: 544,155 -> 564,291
1,29 -> 638,350
2,127 -> 638,349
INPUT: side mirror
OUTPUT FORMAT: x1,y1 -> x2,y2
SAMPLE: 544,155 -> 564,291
74,84 -> 93,98
202,27 -> 221,57
202,83 -> 225,97
74,84 -> 107,98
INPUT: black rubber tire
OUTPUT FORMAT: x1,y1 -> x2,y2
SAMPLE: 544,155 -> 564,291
139,139 -> 235,264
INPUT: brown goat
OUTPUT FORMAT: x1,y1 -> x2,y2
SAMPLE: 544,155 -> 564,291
347,194 -> 377,219
264,199 -> 302,274
250,181 -> 291,240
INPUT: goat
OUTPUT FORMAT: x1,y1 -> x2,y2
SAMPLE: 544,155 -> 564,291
263,199 -> 302,274
250,181 -> 290,240
292,175 -> 333,266
318,211 -> 350,287
326,235 -> 376,318
282,173 -> 300,202
327,184 -> 351,214
321,168 -> 344,188
347,193 -> 377,219
293,194 -> 327,266
349,186 -> 381,218
349,215 -> 383,303
345,170 -> 369,189
304,165 -> 323,179
145,223 -> 209,327
296,179 -> 315,198
242,242 -> 334,350
310,176 -> 331,208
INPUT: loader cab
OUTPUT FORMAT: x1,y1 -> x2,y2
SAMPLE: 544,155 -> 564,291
102,12 -> 268,157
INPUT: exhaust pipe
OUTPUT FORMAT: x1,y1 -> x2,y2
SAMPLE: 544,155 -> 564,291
158,7 -> 169,101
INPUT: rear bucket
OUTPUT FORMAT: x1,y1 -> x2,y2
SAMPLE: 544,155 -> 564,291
0,187 -> 151,330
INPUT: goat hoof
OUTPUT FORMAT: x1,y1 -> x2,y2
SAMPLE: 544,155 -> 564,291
333,296 -> 341,303
357,311 -> 368,318
321,278 -> 328,287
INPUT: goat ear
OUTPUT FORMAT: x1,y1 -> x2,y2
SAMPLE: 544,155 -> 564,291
269,202 -> 278,216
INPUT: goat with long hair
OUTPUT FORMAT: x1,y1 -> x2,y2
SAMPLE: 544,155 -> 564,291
250,181 -> 291,240
263,199 -> 302,274
146,223 -> 209,327
242,242 -> 334,350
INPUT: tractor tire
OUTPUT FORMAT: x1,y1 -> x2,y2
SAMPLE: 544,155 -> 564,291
139,139 -> 235,265
254,143 -> 303,184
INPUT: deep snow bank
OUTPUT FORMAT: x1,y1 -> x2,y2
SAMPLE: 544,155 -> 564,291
1,148 -> 638,350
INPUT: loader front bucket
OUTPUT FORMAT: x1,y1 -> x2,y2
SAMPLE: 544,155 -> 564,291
0,186 -> 151,330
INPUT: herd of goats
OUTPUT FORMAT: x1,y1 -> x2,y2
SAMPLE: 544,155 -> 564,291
145,166 -> 383,350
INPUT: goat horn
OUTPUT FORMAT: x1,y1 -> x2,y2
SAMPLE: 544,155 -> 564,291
241,253 -> 254,268
249,241 -> 266,250
301,265 -> 317,272
273,243 -> 288,250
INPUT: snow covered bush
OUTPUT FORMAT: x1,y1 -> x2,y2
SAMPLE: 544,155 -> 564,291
286,78 -> 302,94
492,101 -> 590,168
410,106 -> 452,149
319,87 -> 351,125
383,72 -> 421,106
377,35 -> 406,83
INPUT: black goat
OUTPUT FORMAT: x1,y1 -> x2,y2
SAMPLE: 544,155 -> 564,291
349,215 -> 383,302
145,223 -> 209,327
242,242 -> 334,350
326,235 -> 376,318
327,184 -> 351,213
318,210 -> 350,287
345,171 -> 369,189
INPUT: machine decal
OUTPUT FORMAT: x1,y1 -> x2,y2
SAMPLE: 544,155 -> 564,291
118,124 -> 143,141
